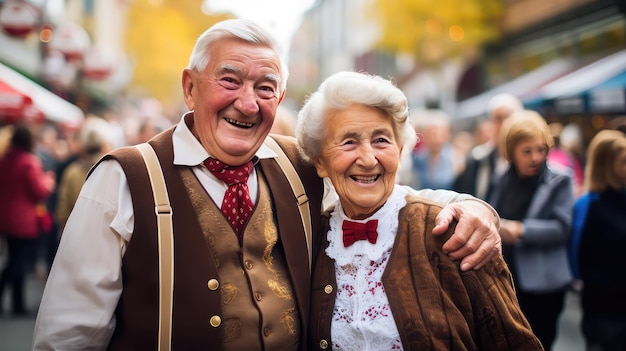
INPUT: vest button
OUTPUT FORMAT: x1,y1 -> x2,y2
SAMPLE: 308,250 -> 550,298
319,339 -> 329,349
245,261 -> 253,270
209,315 -> 221,327
324,284 -> 333,294
255,292 -> 262,301
263,327 -> 271,337
207,279 -> 219,291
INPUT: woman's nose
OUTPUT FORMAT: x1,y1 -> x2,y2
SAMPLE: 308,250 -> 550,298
356,143 -> 377,168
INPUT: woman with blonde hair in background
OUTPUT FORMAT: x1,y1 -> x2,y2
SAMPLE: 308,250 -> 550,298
570,129 -> 626,351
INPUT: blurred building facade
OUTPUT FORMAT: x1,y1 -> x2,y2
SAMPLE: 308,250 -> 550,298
289,0 -> 625,140
453,0 -> 626,139
0,0 -> 131,128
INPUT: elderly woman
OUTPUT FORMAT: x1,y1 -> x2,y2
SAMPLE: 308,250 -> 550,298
488,110 -> 575,350
296,71 -> 542,351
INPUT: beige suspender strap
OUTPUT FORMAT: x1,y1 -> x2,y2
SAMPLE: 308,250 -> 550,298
264,137 -> 312,272
135,143 -> 174,351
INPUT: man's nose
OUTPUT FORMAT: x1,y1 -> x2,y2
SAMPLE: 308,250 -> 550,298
234,85 -> 260,115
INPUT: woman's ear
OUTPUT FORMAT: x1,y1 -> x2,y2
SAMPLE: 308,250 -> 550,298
313,159 -> 329,178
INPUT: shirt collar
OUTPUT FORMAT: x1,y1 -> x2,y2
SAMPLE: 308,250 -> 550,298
172,112 -> 278,167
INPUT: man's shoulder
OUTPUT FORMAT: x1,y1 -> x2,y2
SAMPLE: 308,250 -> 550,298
470,143 -> 496,161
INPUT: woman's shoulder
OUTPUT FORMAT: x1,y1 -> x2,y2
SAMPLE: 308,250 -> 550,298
545,165 -> 574,184
403,194 -> 445,211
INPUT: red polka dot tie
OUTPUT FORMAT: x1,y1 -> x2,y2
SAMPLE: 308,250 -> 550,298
204,158 -> 254,239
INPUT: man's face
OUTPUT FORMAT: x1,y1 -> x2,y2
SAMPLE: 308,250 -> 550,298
182,38 -> 284,166
491,106 -> 515,138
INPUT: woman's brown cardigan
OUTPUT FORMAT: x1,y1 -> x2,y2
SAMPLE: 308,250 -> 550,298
309,195 -> 544,350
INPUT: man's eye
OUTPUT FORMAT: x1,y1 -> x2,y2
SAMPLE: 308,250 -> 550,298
257,87 -> 275,99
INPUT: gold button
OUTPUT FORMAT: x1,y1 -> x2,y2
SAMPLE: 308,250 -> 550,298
245,261 -> 253,270
319,339 -> 329,349
255,292 -> 262,301
263,327 -> 271,337
207,279 -> 219,291
209,315 -> 221,327
324,285 -> 333,294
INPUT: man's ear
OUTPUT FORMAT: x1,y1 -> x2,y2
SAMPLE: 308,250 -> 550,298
278,89 -> 285,104
182,69 -> 195,110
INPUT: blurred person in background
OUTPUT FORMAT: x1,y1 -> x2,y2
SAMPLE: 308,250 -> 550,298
0,123 -> 55,316
270,105 -> 297,136
474,119 -> 496,146
299,71 -> 542,351
453,93 -> 523,200
56,116 -> 115,231
134,118 -> 164,144
548,123 -> 585,197
487,110 -> 575,350
569,129 -> 626,351
34,124 -> 65,279
408,110 -> 465,190
33,19 -> 501,350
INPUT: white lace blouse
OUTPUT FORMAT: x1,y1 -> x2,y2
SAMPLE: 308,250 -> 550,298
326,185 -> 408,351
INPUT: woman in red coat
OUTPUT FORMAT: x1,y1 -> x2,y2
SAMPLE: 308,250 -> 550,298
0,123 -> 55,315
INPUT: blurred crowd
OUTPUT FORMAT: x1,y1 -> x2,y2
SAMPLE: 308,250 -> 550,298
1,89 -> 626,350
0,100 -> 174,316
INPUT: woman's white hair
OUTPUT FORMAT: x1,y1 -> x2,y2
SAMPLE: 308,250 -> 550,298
186,19 -> 289,93
296,71 -> 416,162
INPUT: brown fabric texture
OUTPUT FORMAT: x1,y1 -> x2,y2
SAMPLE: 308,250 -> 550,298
309,195 -> 544,351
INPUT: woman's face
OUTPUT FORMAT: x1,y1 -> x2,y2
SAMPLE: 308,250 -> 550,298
512,136 -> 548,178
613,148 -> 626,186
313,103 -> 401,220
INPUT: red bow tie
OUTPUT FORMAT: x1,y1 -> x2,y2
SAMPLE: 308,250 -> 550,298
342,219 -> 379,247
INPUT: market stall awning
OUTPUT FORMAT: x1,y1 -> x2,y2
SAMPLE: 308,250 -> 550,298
0,79 -> 43,124
0,62 -> 84,128
532,50 -> 626,114
454,59 -> 577,120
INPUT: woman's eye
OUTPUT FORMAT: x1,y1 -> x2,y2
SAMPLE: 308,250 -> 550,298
375,137 -> 390,144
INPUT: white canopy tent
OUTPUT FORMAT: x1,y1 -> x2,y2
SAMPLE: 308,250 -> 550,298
0,62 -> 84,128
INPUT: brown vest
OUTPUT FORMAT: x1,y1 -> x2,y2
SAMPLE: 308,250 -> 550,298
101,128 -> 323,351
182,167 -> 300,350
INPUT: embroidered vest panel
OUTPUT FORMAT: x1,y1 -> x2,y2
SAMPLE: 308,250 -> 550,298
183,167 -> 300,351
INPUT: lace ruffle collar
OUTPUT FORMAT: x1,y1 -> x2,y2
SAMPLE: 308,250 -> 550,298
326,185 -> 407,266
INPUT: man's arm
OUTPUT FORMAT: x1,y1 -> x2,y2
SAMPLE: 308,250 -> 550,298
33,161 -> 131,350
399,186 -> 501,272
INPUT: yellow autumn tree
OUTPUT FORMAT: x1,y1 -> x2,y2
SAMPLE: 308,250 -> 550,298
125,0 -> 232,108
367,0 -> 503,65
